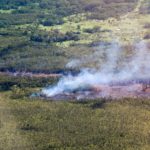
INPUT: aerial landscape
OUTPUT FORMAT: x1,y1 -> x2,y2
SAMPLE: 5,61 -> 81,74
0,0 -> 150,149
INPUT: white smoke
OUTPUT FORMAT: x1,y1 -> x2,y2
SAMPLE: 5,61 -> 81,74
66,59 -> 81,68
65,43 -> 107,69
42,41 -> 150,97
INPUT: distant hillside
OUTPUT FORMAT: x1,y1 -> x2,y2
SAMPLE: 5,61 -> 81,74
0,0 -> 149,72
0,0 -> 138,26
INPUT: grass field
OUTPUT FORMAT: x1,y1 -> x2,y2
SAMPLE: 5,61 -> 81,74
0,91 -> 150,150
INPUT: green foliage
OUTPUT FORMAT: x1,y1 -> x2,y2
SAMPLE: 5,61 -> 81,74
11,85 -> 31,99
30,30 -> 80,43
0,0 -> 146,73
83,26 -> 100,33
0,42 -> 68,72
1,93 -> 149,150
41,18 -> 65,26
0,74 -> 58,91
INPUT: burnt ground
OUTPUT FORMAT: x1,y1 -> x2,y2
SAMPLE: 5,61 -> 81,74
41,80 -> 150,100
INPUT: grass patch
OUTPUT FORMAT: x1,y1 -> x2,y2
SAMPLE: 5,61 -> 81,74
0,9 -> 14,14
0,92 -> 150,149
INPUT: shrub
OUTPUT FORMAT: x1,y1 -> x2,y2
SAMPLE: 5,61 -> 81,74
83,26 -> 100,33
11,85 -> 31,99
41,18 -> 64,26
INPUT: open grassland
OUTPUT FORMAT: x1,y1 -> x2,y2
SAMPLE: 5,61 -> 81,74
0,92 -> 150,150
38,0 -> 150,47
0,73 -> 150,150
0,93 -> 29,150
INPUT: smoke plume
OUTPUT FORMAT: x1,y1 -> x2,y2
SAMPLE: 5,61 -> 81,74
42,41 -> 150,97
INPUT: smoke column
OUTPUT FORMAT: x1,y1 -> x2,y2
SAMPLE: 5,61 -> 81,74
42,41 -> 150,97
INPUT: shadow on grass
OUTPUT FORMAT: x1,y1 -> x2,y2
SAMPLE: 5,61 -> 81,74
71,98 -> 113,109
90,99 -> 106,109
